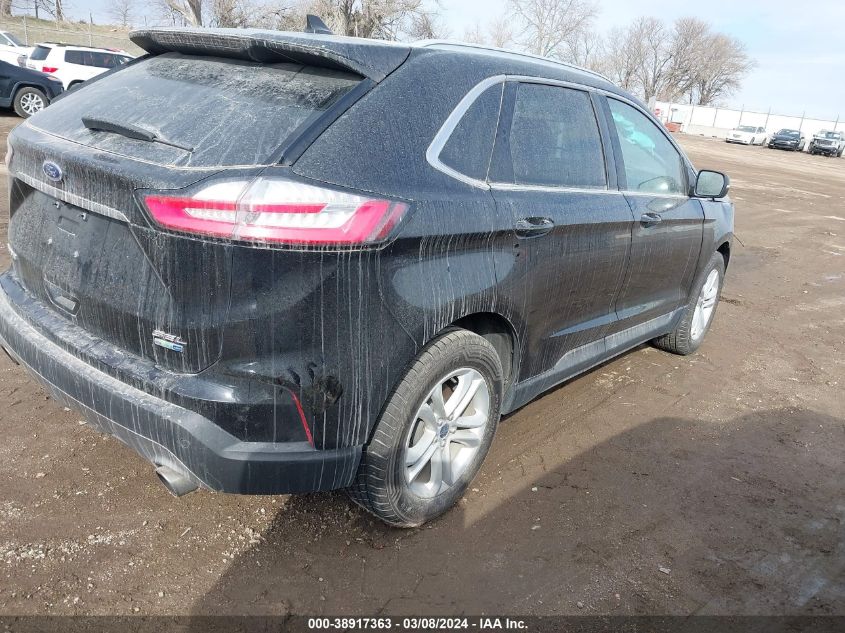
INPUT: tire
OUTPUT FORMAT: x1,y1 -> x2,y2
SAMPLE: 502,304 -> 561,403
348,328 -> 503,527
13,87 -> 47,118
652,251 -> 726,356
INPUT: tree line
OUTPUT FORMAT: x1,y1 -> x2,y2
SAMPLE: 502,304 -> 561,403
3,0 -> 754,106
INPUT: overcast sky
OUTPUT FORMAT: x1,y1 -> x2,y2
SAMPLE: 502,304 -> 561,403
63,0 -> 845,120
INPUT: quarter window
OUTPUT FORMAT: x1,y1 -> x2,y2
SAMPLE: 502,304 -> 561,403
494,83 -> 606,189
439,82 -> 504,181
607,98 -> 686,195
30,45 -> 51,61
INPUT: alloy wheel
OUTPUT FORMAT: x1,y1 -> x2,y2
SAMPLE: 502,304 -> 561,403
403,367 -> 490,498
691,269 -> 720,341
20,93 -> 44,116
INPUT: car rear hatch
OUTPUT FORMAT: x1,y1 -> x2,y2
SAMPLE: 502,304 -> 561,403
5,36 -> 383,374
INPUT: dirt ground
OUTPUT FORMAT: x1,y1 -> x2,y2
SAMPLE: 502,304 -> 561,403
0,111 -> 842,617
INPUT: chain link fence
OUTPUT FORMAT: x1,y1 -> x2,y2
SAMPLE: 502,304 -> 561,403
0,16 -> 141,54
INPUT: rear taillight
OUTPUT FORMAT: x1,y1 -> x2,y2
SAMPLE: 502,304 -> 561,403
142,178 -> 407,246
41,66 -> 58,73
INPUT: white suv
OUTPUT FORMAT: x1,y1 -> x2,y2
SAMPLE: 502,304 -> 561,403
26,43 -> 132,89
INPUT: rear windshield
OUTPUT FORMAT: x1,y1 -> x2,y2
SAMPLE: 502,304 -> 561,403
65,50 -> 132,68
30,45 -> 52,61
28,53 -> 362,168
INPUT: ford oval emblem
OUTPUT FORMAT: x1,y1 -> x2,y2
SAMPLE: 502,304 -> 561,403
42,161 -> 62,182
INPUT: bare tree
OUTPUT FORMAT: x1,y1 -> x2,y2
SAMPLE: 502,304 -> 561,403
37,0 -> 67,21
304,0 -> 440,40
487,15 -> 514,49
405,10 -> 449,40
162,0 -> 203,26
563,27 -> 602,70
208,0 -> 248,26
663,17 -> 710,101
600,25 -> 643,92
693,33 -> 754,105
108,0 -> 136,27
597,15 -> 754,106
462,21 -> 485,45
507,0 -> 597,59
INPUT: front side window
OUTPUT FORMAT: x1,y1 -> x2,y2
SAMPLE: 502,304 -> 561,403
608,98 -> 686,195
494,83 -> 606,189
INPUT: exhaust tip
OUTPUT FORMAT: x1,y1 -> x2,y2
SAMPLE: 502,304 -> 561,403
155,465 -> 198,497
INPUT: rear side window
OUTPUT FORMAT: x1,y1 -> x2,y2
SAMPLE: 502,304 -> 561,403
493,83 -> 606,188
607,98 -> 686,195
439,82 -> 504,181
31,53 -> 362,168
30,45 -> 51,61
65,50 -> 130,68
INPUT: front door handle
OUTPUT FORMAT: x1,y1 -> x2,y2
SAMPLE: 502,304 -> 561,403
515,217 -> 555,238
640,212 -> 663,226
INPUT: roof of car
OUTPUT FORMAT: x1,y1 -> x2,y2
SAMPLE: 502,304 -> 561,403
34,42 -> 130,54
414,40 -> 612,83
130,28 -> 619,91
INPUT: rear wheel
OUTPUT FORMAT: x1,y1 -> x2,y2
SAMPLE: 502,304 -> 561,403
652,252 -> 725,355
13,87 -> 47,118
348,328 -> 502,527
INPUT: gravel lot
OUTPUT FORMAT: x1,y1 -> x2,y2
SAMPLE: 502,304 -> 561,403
0,111 -> 842,616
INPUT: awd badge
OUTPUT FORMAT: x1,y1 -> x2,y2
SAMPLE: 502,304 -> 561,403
153,329 -> 187,353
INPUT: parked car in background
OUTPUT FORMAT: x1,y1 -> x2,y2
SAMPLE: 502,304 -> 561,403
725,125 -> 767,145
0,30 -> 32,66
0,59 -> 63,117
0,27 -> 733,527
768,129 -> 806,151
26,43 -> 132,89
808,130 -> 845,157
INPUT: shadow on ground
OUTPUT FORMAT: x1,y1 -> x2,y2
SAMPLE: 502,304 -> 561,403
188,407 -> 844,617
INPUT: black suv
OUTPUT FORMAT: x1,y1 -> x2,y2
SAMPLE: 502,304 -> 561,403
0,59 -> 63,118
0,28 -> 733,527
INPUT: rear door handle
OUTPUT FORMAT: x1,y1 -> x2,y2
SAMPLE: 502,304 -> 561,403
640,212 -> 663,226
515,217 -> 555,238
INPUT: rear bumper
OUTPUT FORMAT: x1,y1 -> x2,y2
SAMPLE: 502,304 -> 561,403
0,277 -> 361,495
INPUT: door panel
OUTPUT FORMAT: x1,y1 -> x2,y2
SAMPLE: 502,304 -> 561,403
603,97 -> 704,326
616,194 -> 703,324
488,82 -> 633,382
492,188 -> 633,380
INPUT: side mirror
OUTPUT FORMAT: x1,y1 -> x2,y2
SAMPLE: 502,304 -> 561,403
694,170 -> 730,199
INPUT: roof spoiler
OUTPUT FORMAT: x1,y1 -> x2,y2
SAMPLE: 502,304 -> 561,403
129,28 -> 410,82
